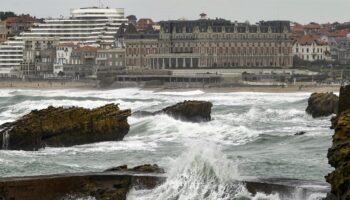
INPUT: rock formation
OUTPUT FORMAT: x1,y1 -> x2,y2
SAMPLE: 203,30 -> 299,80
134,100 -> 213,122
0,165 -> 165,200
0,104 -> 131,151
327,85 -> 350,199
0,172 -> 330,200
306,92 -> 339,118
337,86 -> 350,115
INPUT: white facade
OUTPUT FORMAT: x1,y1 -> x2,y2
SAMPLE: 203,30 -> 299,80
0,40 -> 24,77
21,7 -> 127,45
293,42 -> 331,62
54,45 -> 76,74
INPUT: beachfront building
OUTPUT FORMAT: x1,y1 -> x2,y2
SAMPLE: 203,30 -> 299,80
123,15 -> 294,70
0,40 -> 24,77
20,37 -> 59,77
63,46 -> 97,79
20,7 -> 127,45
14,6 -> 128,77
152,19 -> 293,69
121,23 -> 159,70
95,47 -> 126,81
54,43 -> 78,74
293,34 -> 331,62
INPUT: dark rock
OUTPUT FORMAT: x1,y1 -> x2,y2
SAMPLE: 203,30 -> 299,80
330,85 -> 350,129
327,85 -> 350,200
0,104 -> 131,151
306,93 -> 339,118
105,164 -> 165,173
295,131 -> 306,136
0,172 -> 329,200
0,171 -> 165,200
338,85 -> 350,115
133,100 -> 213,122
159,101 -> 212,122
324,193 -> 337,200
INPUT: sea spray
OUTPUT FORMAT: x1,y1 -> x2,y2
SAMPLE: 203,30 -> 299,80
128,142 -> 251,200
127,141 -> 326,200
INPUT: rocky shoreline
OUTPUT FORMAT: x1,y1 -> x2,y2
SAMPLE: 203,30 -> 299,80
0,167 -> 166,200
1,89 -> 350,199
326,85 -> 350,200
0,171 -> 330,200
0,104 -> 131,151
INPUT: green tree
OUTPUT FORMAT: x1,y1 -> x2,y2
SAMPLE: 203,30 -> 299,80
0,11 -> 17,21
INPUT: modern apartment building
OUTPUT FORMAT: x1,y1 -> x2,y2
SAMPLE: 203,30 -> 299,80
0,39 -> 24,77
21,7 -> 127,45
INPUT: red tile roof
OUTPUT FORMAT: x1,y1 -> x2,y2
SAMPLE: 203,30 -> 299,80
74,46 -> 98,52
304,23 -> 321,30
328,29 -> 348,38
295,34 -> 328,45
137,18 -> 155,30
292,24 -> 304,32
4,16 -> 35,25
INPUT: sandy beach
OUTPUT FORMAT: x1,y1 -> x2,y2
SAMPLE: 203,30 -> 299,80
0,80 -> 98,90
0,80 -> 341,93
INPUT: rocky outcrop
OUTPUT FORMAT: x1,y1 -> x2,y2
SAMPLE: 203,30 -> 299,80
0,169 -> 165,200
306,92 -> 339,118
0,104 -> 131,151
327,85 -> 350,200
105,164 -> 165,173
134,100 -> 213,122
160,100 -> 213,122
338,86 -> 350,115
0,173 -> 330,200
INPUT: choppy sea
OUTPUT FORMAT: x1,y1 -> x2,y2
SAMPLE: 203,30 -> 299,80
0,88 -> 333,200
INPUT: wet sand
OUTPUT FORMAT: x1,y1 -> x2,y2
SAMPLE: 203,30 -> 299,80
0,80 -> 341,93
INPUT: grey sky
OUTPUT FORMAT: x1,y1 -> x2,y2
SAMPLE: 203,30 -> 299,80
2,0 -> 349,24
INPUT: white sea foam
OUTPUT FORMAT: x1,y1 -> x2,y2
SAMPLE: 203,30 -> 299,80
127,142 -> 327,200
127,142 -> 247,200
0,88 -> 333,190
129,113 -> 261,145
154,90 -> 205,96
40,140 -> 158,155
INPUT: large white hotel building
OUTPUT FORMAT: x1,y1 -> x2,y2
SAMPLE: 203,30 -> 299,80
0,7 -> 128,77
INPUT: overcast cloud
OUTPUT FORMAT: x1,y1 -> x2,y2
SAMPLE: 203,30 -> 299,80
1,0 -> 349,24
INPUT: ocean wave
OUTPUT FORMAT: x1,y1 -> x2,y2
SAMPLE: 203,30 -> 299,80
154,90 -> 205,96
41,140 -> 158,154
127,142 -> 246,200
129,114 -> 261,145
127,142 -> 327,200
